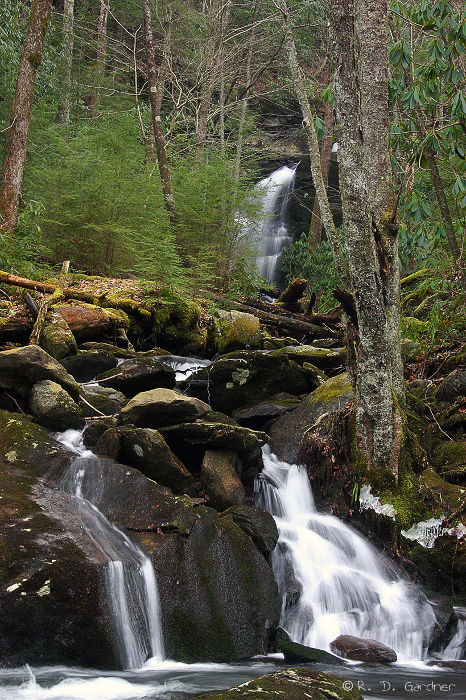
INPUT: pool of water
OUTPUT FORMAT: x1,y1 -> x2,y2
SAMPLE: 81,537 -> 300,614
0,658 -> 464,700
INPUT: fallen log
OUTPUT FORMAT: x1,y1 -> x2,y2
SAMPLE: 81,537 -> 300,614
29,261 -> 70,345
231,300 -> 339,339
0,269 -> 96,303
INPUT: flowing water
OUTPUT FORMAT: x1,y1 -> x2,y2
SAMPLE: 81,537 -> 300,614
55,429 -> 164,670
256,446 -> 440,661
246,164 -> 297,284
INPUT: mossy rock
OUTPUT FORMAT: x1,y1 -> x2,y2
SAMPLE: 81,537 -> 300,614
211,310 -> 261,353
149,507 -> 281,662
201,450 -> 245,511
270,345 -> 345,371
275,627 -> 344,665
40,310 -> 77,360
193,668 -> 363,699
29,380 -> 83,431
433,441 -> 466,484
420,468 -> 466,515
0,345 -> 79,400
262,334 -> 301,349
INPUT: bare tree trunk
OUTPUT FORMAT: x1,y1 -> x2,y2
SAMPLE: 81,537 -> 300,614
234,19 -> 255,180
0,0 -> 53,234
142,0 -> 178,226
57,0 -> 75,124
309,102 -> 334,247
277,0 -> 348,285
330,0 -> 403,475
88,0 -> 110,114
196,0 -> 222,153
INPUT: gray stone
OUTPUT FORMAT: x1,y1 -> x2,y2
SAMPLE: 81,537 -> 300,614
220,504 -> 278,555
80,384 -> 127,418
62,350 -> 117,382
29,380 -> 83,431
437,370 -> 466,401
121,388 -> 211,427
275,627 -> 344,665
201,450 -> 245,511
97,358 -> 176,397
0,345 -> 79,400
330,634 -> 397,663
161,421 -> 268,451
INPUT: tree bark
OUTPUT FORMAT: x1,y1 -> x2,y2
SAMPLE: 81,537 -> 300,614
196,0 -> 222,153
57,0 -> 75,124
234,5 -> 256,179
330,0 -> 403,475
277,0 -> 349,287
0,0 -> 53,234
309,101 -> 334,247
88,0 -> 110,113
142,0 -> 178,226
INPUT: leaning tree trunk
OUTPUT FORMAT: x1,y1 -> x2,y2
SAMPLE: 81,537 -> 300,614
277,0 -> 349,285
309,101 -> 334,248
57,0 -> 75,124
142,0 -> 178,226
0,0 -> 53,234
330,0 -> 403,476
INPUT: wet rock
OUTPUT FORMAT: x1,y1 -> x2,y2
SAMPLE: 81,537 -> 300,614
0,345 -> 79,400
94,427 -> 121,460
97,359 -> 176,397
201,450 -> 245,511
437,370 -> 466,401
148,508 -> 281,662
29,380 -> 83,431
275,627 -> 344,665
83,418 -> 118,449
330,635 -> 397,663
61,350 -> 118,382
193,668 -> 364,699
40,310 -> 77,360
212,309 -> 261,353
54,302 -> 128,341
80,384 -> 127,418
269,373 -> 353,463
219,504 -> 278,555
270,345 -> 345,371
118,426 -> 193,493
121,388 -> 210,427
196,350 -> 311,414
161,421 -> 268,451
232,394 -> 301,430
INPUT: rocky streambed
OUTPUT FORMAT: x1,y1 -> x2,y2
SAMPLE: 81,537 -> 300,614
0,291 -> 464,699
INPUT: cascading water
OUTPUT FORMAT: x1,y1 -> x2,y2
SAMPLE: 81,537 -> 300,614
256,446 -> 439,661
247,164 -> 297,284
55,429 -> 164,669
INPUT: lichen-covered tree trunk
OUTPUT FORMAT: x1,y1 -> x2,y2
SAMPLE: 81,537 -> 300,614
330,0 -> 404,475
309,102 -> 334,247
0,0 -> 53,234
142,0 -> 177,226
57,0 -> 75,124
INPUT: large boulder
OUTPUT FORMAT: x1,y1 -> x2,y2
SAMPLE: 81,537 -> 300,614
0,345 -> 79,400
232,394 -> 302,430
193,350 -> 311,414
212,309 -> 261,353
97,359 -> 176,397
269,373 -> 353,463
118,426 -> 193,493
275,627 -> 344,665
61,350 -> 118,382
161,422 -> 268,451
80,384 -> 127,418
219,505 -> 278,556
121,388 -> 210,427
40,310 -> 77,360
29,380 -> 83,431
193,668 -> 364,699
148,508 -> 281,662
330,635 -> 397,663
201,450 -> 245,511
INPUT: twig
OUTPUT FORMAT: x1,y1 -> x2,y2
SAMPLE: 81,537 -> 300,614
79,394 -> 107,417
80,372 -> 124,386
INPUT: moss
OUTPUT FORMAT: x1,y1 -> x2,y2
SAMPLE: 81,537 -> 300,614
307,372 -> 352,405
420,468 -> 465,514
434,441 -> 466,483
401,316 -> 429,341
212,315 -> 261,353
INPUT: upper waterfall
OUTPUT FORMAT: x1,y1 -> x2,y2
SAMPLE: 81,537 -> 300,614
256,446 -> 439,661
246,164 -> 297,285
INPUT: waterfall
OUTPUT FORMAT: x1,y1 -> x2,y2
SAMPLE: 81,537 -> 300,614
55,429 -> 164,669
256,446 -> 438,661
247,164 -> 297,284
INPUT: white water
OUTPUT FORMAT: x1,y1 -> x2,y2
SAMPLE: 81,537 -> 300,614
153,355 -> 212,382
246,165 -> 297,284
55,429 -> 164,669
256,446 -> 439,661
441,608 -> 466,660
